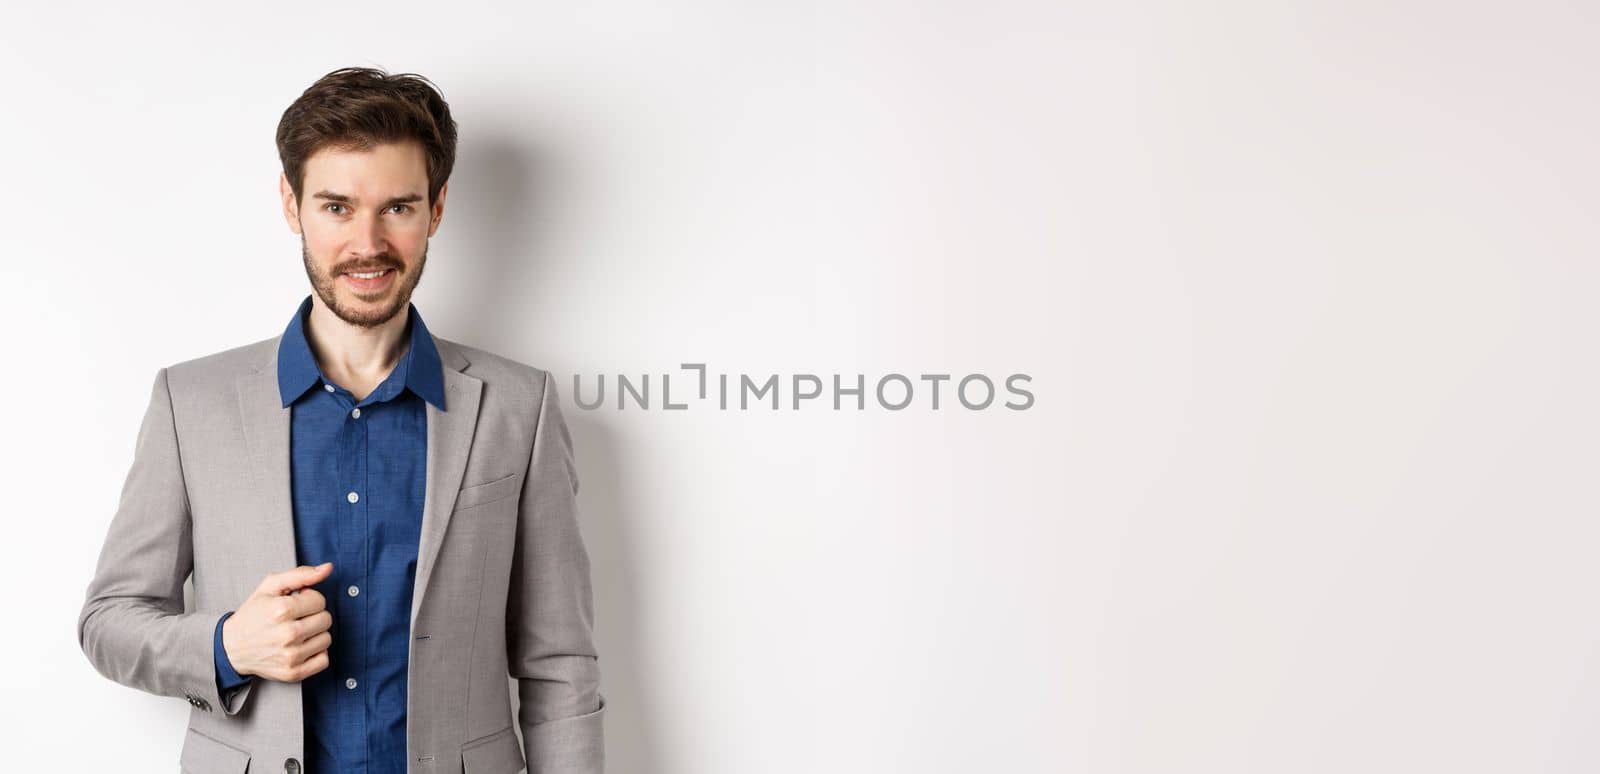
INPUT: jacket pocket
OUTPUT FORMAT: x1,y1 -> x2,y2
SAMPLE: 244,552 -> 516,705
461,725 -> 524,774
454,472 -> 522,511
179,726 -> 251,773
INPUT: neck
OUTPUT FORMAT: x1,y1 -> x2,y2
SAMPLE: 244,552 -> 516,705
304,296 -> 411,385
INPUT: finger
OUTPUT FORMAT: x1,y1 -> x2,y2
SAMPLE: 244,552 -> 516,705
294,631 -> 332,661
259,562 -> 333,596
292,650 -> 330,682
284,587 -> 327,618
291,610 -> 333,642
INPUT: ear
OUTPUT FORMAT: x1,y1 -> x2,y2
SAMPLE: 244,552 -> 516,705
279,172 -> 302,234
427,181 -> 448,238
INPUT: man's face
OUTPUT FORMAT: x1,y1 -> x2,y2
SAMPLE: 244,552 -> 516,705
280,140 -> 447,329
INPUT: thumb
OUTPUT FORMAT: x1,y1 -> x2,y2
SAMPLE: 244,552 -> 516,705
261,562 -> 333,596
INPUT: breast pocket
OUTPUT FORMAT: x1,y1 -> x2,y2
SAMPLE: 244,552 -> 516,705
453,472 -> 522,512
179,727 -> 250,773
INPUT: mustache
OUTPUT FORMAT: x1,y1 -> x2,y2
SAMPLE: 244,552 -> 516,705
333,259 -> 402,274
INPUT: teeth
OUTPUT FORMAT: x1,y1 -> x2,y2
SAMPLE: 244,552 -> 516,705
349,270 -> 388,279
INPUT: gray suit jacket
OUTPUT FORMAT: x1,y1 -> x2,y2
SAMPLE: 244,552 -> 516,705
78,330 -> 606,774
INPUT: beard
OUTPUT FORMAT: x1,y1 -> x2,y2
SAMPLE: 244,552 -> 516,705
301,235 -> 428,329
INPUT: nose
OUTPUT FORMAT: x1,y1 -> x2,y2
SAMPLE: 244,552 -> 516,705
347,210 -> 389,259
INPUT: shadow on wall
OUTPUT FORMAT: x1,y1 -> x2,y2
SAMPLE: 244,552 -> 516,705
444,129 -> 668,773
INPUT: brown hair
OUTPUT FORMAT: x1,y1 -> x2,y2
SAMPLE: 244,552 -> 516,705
276,66 -> 458,207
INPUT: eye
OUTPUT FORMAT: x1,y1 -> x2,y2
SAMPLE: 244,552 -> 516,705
324,203 -> 347,215
388,204 -> 413,214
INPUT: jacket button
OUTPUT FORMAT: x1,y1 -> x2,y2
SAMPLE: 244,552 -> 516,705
284,758 -> 301,773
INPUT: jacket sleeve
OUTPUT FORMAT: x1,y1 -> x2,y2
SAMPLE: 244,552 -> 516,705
77,366 -> 257,716
507,369 -> 606,773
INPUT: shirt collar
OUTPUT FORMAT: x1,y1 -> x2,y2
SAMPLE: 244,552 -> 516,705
277,294 -> 447,410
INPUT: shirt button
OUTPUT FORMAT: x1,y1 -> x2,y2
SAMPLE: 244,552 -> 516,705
347,584 -> 360,597
347,491 -> 359,504
346,678 -> 358,690
324,383 -> 335,393
351,407 -> 362,419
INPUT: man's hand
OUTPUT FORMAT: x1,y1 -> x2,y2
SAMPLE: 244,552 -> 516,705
220,562 -> 335,682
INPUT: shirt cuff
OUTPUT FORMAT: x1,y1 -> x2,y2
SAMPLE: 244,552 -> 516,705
213,611 -> 251,693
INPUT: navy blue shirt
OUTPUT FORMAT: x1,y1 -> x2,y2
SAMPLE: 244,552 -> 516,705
213,294 -> 445,773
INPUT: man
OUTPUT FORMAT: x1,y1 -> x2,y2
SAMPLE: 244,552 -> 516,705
77,67 -> 606,774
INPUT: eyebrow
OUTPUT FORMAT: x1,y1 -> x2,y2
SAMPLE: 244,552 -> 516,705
311,190 -> 424,208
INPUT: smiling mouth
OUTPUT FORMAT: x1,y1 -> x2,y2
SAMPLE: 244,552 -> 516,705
341,266 -> 396,292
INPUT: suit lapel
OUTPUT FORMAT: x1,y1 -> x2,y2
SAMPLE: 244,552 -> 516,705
412,339 -> 483,628
237,338 -> 299,574
234,332 -> 484,631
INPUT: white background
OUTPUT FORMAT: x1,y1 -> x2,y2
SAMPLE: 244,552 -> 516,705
3,2 -> 1597,772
